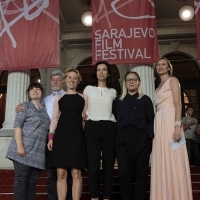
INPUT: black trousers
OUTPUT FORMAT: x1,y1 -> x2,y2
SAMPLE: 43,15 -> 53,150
46,149 -> 58,200
186,138 -> 200,166
84,120 -> 117,199
116,126 -> 152,200
13,161 -> 41,200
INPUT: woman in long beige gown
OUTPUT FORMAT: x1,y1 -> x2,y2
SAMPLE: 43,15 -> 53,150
150,57 -> 193,200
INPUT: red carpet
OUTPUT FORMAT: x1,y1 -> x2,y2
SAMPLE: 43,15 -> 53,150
0,167 -> 200,200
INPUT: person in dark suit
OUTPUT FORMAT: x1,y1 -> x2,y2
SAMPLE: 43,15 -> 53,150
114,71 -> 154,200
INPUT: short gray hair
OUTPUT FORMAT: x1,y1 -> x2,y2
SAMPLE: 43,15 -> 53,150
50,70 -> 64,80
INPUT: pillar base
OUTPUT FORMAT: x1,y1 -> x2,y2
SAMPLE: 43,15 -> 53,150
0,129 -> 14,137
0,136 -> 13,169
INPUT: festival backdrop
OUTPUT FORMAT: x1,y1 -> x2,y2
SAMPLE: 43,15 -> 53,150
92,0 -> 160,64
0,0 -> 60,70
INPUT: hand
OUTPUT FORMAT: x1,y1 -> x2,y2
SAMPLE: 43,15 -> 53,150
16,104 -> 24,113
173,126 -> 181,142
17,146 -> 25,156
150,134 -> 154,139
47,140 -> 53,151
189,119 -> 195,125
84,114 -> 88,122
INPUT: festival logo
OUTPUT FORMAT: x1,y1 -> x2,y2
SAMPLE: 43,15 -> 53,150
0,0 -> 59,70
92,0 -> 159,64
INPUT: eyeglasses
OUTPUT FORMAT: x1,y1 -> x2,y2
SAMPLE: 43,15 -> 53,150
125,78 -> 138,83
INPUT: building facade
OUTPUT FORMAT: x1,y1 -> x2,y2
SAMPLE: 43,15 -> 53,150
0,15 -> 199,168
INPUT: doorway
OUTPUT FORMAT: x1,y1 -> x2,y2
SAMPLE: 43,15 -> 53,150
159,53 -> 200,120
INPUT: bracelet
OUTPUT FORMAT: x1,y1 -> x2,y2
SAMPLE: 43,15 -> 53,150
174,121 -> 181,127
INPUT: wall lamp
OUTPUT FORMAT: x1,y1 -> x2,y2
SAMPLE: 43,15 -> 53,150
179,0 -> 194,21
81,1 -> 92,27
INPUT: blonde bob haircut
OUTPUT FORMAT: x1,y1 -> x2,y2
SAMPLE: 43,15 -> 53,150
119,71 -> 144,101
64,68 -> 82,83
155,57 -> 173,77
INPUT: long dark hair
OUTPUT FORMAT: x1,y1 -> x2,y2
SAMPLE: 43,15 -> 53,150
92,60 -> 112,88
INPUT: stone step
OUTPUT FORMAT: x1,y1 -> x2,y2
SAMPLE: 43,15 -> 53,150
0,194 -> 49,200
1,193 -> 200,200
0,166 -> 199,176
3,173 -> 200,185
0,168 -> 200,200
1,181 -> 200,192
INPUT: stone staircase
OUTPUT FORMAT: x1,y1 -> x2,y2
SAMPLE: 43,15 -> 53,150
0,167 -> 200,200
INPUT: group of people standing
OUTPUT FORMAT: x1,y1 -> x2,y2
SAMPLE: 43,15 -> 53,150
6,57 -> 193,200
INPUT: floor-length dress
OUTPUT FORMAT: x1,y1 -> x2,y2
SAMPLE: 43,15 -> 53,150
150,77 -> 193,200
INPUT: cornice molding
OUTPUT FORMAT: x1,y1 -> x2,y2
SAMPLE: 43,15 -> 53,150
59,17 -> 197,48
156,18 -> 195,28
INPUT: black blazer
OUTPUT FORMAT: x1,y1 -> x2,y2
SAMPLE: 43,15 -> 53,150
113,92 -> 154,137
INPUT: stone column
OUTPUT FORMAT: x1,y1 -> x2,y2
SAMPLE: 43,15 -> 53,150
0,70 -> 30,135
130,64 -> 155,100
39,69 -> 47,95
0,70 -> 30,168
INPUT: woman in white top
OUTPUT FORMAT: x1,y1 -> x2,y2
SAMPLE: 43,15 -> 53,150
84,61 -> 117,200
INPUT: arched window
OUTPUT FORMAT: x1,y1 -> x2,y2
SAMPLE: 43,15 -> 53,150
157,53 -> 200,120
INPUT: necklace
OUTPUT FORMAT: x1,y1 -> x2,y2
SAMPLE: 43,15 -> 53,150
31,101 -> 42,110
34,104 -> 40,110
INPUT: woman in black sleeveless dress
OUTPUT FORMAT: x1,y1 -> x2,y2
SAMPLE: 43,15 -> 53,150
47,68 -> 87,200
